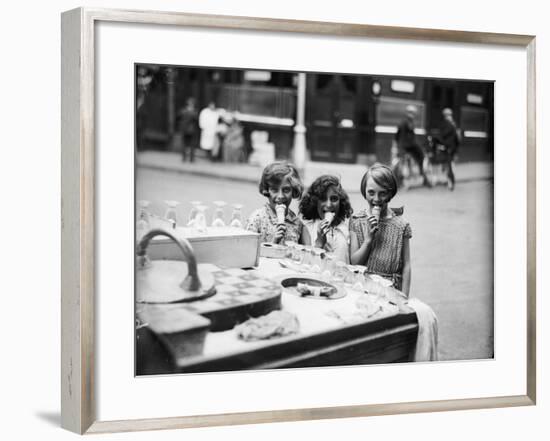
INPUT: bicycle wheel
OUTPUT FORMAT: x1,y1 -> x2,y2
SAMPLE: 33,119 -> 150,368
423,155 -> 437,186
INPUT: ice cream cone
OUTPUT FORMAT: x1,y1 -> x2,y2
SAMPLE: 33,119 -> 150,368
372,206 -> 381,222
275,204 -> 286,224
324,212 -> 335,224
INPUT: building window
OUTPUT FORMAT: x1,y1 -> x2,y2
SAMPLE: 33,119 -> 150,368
391,79 -> 415,93
243,70 -> 272,82
467,93 -> 484,105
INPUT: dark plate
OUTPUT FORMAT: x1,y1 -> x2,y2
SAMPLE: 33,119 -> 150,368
279,276 -> 346,300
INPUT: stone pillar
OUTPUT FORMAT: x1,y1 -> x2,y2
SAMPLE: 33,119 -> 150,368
165,67 -> 177,143
293,72 -> 307,170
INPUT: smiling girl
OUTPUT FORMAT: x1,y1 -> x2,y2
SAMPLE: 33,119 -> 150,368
349,164 -> 412,295
246,162 -> 311,245
299,175 -> 353,263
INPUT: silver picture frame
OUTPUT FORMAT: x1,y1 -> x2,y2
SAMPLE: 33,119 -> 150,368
61,7 -> 536,434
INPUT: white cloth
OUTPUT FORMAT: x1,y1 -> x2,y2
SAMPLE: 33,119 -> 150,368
407,298 -> 439,362
303,218 -> 350,264
198,107 -> 220,151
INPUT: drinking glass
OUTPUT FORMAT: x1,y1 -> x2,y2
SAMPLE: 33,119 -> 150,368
136,200 -> 151,236
310,248 -> 324,273
187,201 -> 202,227
319,254 -> 333,281
164,200 -> 180,225
211,201 -> 227,227
301,246 -> 313,266
285,241 -> 297,259
229,204 -> 244,229
194,205 -> 208,233
293,245 -> 305,264
332,261 -> 347,285
364,274 -> 385,300
344,265 -> 357,285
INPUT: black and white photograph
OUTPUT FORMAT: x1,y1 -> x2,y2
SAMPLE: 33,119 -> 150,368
134,64 -> 494,375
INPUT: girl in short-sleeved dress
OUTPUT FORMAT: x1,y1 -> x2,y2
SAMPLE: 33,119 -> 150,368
350,164 -> 412,295
349,208 -> 411,290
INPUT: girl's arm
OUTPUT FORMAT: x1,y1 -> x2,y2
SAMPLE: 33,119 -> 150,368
246,210 -> 268,243
350,216 -> 379,265
245,214 -> 259,233
314,219 -> 331,249
401,236 -> 411,297
349,229 -> 373,265
314,236 -> 326,249
300,225 -> 312,246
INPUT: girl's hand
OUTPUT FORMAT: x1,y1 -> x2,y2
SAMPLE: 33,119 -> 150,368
315,219 -> 331,248
317,219 -> 331,238
273,223 -> 287,243
366,215 -> 379,237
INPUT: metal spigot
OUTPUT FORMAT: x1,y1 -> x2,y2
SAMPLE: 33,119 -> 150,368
136,229 -> 216,303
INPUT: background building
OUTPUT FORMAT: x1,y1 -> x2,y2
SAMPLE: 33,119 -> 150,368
136,65 -> 494,165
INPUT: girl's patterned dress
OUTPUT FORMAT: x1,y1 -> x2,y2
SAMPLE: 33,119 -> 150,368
246,203 -> 304,244
349,208 -> 411,290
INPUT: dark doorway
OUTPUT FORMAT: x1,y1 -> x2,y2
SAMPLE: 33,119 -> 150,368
426,80 -> 457,131
307,75 -> 358,163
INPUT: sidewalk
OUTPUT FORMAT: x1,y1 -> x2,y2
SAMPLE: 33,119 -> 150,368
137,151 -> 493,192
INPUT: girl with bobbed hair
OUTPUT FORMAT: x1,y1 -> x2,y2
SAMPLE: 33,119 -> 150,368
246,162 -> 311,245
350,164 -> 412,296
299,175 -> 353,263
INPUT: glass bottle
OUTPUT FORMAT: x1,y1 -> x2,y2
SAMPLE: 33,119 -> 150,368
211,201 -> 227,227
229,204 -> 244,229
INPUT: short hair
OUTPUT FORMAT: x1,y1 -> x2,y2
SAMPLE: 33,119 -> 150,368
299,175 -> 353,224
258,162 -> 304,199
406,105 -> 418,115
360,163 -> 398,200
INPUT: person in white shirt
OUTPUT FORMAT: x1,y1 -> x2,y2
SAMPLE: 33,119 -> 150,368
198,101 -> 221,160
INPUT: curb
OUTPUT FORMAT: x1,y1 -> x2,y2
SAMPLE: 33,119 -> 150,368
138,162 -> 493,190
139,164 -> 259,184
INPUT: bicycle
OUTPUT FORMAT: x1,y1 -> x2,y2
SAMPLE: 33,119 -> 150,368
391,137 -> 454,190
424,135 -> 455,190
390,142 -> 429,190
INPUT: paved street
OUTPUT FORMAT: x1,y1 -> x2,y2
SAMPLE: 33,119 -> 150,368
137,168 -> 494,362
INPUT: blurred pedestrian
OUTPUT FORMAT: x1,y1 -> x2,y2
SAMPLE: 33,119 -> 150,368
222,113 -> 245,163
393,105 -> 431,187
199,101 -> 220,161
177,97 -> 199,162
213,112 -> 228,162
439,108 -> 461,190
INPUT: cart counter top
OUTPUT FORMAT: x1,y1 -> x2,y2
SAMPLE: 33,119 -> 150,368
136,258 -> 419,375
